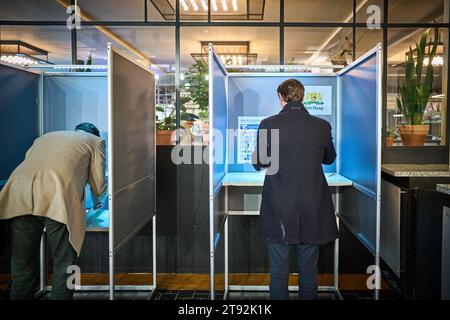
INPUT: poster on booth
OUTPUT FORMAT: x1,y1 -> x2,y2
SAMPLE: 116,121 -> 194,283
303,86 -> 332,116
237,116 -> 266,164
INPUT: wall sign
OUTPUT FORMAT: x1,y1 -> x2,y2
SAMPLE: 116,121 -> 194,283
304,86 -> 333,116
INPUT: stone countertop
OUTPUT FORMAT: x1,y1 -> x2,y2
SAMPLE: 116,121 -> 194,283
382,164 -> 450,177
437,184 -> 450,196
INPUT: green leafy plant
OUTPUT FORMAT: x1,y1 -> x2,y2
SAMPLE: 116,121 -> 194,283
156,104 -> 199,131
396,28 -> 439,125
184,61 -> 209,118
156,105 -> 176,131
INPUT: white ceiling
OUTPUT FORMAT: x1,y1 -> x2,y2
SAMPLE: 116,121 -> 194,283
0,0 -> 446,69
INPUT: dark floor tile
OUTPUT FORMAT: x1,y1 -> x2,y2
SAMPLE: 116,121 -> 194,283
177,290 -> 194,298
158,293 -> 178,300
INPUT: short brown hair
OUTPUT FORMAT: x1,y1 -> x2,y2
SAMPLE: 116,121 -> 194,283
277,79 -> 305,103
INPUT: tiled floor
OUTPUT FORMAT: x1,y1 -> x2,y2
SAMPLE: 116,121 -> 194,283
38,289 -> 401,300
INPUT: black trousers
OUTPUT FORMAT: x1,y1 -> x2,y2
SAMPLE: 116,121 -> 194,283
9,215 -> 77,300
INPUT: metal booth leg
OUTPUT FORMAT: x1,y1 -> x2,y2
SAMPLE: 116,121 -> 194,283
224,186 -> 229,300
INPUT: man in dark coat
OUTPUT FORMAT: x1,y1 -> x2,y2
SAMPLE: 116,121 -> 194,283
252,79 -> 338,300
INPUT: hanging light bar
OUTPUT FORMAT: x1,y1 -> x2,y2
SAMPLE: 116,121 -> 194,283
211,0 -> 219,12
200,0 -> 208,11
231,0 -> 238,11
189,0 -> 199,11
1,54 -> 39,66
180,0 -> 189,11
221,0 -> 228,11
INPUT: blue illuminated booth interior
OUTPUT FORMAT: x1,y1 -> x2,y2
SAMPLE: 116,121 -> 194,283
207,44 -> 383,300
0,44 -> 157,300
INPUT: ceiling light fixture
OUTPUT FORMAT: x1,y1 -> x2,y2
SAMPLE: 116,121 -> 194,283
1,54 -> 39,66
423,56 -> 444,66
180,0 -> 189,11
211,0 -> 219,12
189,0 -> 199,11
200,0 -> 208,11
232,0 -> 238,11
221,0 -> 228,11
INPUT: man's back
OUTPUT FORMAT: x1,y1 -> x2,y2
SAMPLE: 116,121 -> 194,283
0,131 -> 106,254
254,101 -> 338,245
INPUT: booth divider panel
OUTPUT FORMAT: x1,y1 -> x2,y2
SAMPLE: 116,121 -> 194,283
43,76 -> 108,135
211,53 -> 228,190
339,49 -> 381,254
340,55 -> 378,195
209,49 -> 228,249
43,75 -> 109,217
227,76 -> 337,173
109,49 -> 156,251
0,64 -> 39,182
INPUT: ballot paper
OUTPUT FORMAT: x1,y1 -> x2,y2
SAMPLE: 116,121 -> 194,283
237,116 -> 266,164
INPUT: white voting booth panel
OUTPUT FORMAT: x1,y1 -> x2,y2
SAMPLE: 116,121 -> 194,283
208,44 -> 382,300
0,44 -> 157,300
0,63 -> 40,188
338,45 -> 383,299
108,44 -> 156,253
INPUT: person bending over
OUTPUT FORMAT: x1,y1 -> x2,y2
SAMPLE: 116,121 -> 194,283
0,123 -> 106,300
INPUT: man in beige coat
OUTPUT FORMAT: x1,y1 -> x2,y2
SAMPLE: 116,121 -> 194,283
0,123 -> 106,300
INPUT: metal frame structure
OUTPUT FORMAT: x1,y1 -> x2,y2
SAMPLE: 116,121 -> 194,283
220,185 -> 345,300
207,44 -> 382,300
1,0 -> 449,300
25,47 -> 158,300
336,44 -> 383,300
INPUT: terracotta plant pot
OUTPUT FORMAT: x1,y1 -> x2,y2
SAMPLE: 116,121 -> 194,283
399,125 -> 429,146
156,130 -> 174,145
386,136 -> 394,146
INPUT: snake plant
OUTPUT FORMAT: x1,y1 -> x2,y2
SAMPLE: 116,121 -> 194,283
396,28 -> 440,125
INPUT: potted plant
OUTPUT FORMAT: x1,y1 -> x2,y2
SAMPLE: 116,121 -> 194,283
156,105 -> 176,145
386,128 -> 394,146
184,61 -> 209,120
156,104 -> 200,145
396,28 -> 439,146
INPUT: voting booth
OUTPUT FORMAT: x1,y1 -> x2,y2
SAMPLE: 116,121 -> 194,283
0,44 -> 157,300
208,44 -> 382,300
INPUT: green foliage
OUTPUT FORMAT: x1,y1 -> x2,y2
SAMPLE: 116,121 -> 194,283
396,28 -> 439,125
184,61 -> 209,117
155,104 -> 199,131
156,105 -> 176,131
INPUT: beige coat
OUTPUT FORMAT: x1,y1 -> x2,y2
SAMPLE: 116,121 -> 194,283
0,131 -> 106,255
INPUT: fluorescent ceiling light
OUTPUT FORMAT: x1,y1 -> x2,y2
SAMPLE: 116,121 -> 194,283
212,0 -> 218,12
190,0 -> 199,11
232,0 -> 238,11
200,0 -> 208,11
423,56 -> 444,66
1,54 -> 39,66
180,0 -> 189,11
221,0 -> 228,11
